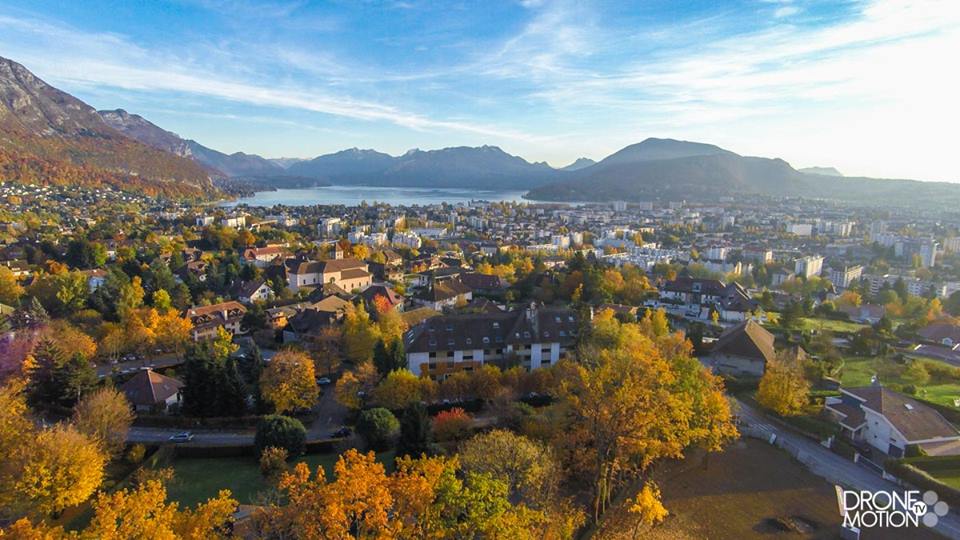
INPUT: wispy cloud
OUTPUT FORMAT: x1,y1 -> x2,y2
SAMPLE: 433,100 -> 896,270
0,13 -> 540,142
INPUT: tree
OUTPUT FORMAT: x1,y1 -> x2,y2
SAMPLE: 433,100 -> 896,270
459,429 -> 559,508
180,343 -> 247,417
73,387 -> 135,458
432,407 -> 472,443
259,446 -> 289,481
397,402 -> 433,456
117,276 -> 146,321
373,369 -> 427,410
757,355 -> 811,417
153,310 -> 193,354
12,423 -> 106,517
260,349 -> 318,414
343,303 -> 381,364
373,339 -> 407,377
152,289 -> 173,312
86,480 -> 236,540
255,415 -> 307,457
334,370 -> 363,411
0,265 -> 23,306
27,341 -> 96,407
628,483 -> 668,535
357,407 -> 400,450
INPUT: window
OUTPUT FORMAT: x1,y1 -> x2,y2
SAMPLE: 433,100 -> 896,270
482,336 -> 490,344
429,352 -> 437,358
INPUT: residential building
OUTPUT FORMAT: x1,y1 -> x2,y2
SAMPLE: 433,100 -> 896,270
120,369 -> 183,413
405,303 -> 578,378
794,255 -> 824,279
707,320 -> 777,377
184,301 -> 247,341
827,265 -> 863,289
826,385 -> 960,457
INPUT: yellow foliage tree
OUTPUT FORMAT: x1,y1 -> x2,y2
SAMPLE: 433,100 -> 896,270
260,350 -> 318,413
757,355 -> 811,417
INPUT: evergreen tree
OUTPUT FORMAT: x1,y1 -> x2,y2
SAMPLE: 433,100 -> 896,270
396,402 -> 433,458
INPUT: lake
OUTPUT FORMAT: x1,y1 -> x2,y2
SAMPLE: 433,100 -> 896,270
221,185 -> 529,207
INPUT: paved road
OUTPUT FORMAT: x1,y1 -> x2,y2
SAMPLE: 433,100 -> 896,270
307,385 -> 349,440
738,399 -> 960,539
127,426 -> 254,445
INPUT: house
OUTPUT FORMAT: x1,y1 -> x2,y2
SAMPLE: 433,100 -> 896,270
707,320 -> 778,377
918,322 -> 960,347
82,268 -> 107,292
412,278 -> 473,311
660,277 -> 727,306
838,303 -> 886,325
184,301 -> 247,341
457,272 -> 508,294
233,279 -> 274,304
242,245 -> 286,268
361,283 -> 404,312
826,385 -> 960,457
405,303 -> 578,379
285,257 -> 372,293
120,369 -> 183,412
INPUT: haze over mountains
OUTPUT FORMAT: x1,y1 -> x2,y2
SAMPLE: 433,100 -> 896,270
1,54 -> 958,206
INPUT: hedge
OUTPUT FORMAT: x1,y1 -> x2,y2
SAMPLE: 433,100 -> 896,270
885,460 -> 960,509
134,415 -> 262,429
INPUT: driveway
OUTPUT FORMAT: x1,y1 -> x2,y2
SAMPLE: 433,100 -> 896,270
307,384 -> 349,440
738,399 -> 960,539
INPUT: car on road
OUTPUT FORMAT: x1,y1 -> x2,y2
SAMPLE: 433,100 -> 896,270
331,427 -> 352,438
168,432 -> 194,443
317,377 -> 332,386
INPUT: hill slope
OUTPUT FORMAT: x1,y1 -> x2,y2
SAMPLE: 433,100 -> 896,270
525,138 -> 960,206
0,56 -> 213,198
99,109 -> 283,178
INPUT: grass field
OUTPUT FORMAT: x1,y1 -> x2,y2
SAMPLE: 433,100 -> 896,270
764,313 -> 868,334
840,356 -> 960,408
164,450 -> 396,507
907,457 -> 960,490
595,439 -> 938,540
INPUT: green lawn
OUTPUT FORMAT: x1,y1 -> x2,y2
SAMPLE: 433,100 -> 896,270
840,356 -> 960,408
164,450 -> 396,507
764,313 -> 867,334
907,458 -> 960,489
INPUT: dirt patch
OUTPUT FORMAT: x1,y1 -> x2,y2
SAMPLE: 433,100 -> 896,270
593,439 -> 940,540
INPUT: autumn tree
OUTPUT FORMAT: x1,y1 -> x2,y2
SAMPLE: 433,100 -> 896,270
559,315 -> 737,522
12,423 -> 106,517
343,302 -> 381,364
260,349 -> 318,414
373,369 -> 431,410
73,387 -> 135,458
757,354 -> 811,417
459,429 -> 559,508
0,265 -> 23,306
86,480 -> 237,540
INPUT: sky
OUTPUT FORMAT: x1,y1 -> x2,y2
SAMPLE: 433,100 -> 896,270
0,0 -> 958,181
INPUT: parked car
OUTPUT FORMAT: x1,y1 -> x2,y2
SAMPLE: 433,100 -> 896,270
331,427 -> 352,438
168,432 -> 194,443
317,377 -> 332,386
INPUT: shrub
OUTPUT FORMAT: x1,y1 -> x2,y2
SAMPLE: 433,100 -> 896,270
255,415 -> 306,457
432,407 -> 472,442
126,443 -> 146,465
357,407 -> 399,450
259,446 -> 289,480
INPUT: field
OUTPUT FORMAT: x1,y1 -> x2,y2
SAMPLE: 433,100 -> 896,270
841,356 -> 960,408
764,313 -> 868,334
596,439 -> 937,540
162,450 -> 396,507
907,457 -> 960,490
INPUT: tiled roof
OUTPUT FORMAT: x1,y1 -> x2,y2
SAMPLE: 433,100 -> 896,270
844,386 -> 960,442
120,369 -> 183,406
711,320 -> 776,364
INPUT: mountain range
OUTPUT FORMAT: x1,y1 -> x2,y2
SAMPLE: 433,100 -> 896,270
0,56 -> 212,198
2,54 -> 958,206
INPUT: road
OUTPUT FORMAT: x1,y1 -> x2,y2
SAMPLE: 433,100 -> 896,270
738,399 -> 960,539
127,385 -> 348,445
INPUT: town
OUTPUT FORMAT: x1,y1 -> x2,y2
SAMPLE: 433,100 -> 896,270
4,178 -> 960,537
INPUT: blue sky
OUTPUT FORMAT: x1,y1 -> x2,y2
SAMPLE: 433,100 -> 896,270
0,0 -> 958,181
